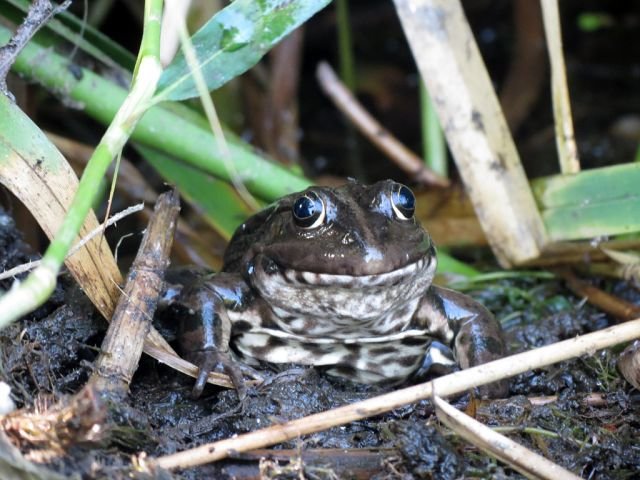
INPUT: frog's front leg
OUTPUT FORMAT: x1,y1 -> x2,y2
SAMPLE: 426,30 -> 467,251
414,285 -> 508,398
169,272 -> 251,399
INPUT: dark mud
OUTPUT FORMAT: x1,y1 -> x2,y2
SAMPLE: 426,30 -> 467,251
1,209 -> 639,479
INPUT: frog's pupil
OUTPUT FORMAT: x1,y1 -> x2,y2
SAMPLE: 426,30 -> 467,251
292,193 -> 325,228
294,196 -> 316,219
396,186 -> 414,211
392,185 -> 415,219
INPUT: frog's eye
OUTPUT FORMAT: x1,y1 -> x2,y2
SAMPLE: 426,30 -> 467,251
391,184 -> 415,220
292,191 -> 325,228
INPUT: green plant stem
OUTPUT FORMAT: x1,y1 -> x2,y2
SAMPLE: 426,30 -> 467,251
492,426 -> 589,447
420,80 -> 447,177
48,0 -> 163,260
336,0 -> 355,91
0,22 -> 309,200
0,0 -> 164,327
335,0 -> 364,179
436,251 -> 480,278
134,0 -> 161,77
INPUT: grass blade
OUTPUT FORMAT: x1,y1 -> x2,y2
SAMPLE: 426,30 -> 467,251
0,94 -> 122,323
136,145 -> 255,240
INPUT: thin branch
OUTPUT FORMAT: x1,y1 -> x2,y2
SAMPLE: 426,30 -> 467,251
499,0 -> 546,134
0,203 -> 144,281
0,0 -> 71,95
154,316 -> 640,470
554,267 -> 640,320
434,395 -> 580,479
316,61 -> 449,187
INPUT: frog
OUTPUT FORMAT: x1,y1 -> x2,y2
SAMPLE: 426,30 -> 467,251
163,180 -> 507,399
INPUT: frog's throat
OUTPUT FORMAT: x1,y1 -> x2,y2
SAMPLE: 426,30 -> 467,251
249,253 -> 436,332
251,256 -> 437,324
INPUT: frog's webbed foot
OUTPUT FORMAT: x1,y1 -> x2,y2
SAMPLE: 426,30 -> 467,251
420,286 -> 509,398
191,349 -> 247,400
175,280 -> 251,400
412,341 -> 459,382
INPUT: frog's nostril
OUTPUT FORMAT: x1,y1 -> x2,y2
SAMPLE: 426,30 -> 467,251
342,232 -> 355,245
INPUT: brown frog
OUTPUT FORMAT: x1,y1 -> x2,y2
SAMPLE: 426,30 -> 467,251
164,180 -> 507,398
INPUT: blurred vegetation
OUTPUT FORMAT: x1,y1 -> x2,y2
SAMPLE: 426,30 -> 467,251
0,0 -> 639,315
1,1 -> 640,478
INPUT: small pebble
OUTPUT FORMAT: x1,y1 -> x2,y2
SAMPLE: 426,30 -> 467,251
0,381 -> 16,415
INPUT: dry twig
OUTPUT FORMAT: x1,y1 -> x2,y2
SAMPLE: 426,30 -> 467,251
90,190 -> 179,395
0,0 -> 71,95
528,392 -> 607,407
222,448 -> 389,479
154,316 -> 640,470
0,204 -> 144,281
434,395 -> 580,479
500,0 -> 546,134
540,0 -> 581,173
245,29 -> 304,165
554,268 -> 640,321
316,61 -> 449,187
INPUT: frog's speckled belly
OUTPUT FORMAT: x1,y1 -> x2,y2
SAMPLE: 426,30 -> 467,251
232,328 -> 437,384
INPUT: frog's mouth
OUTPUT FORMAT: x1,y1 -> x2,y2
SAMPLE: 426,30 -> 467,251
274,255 -> 432,288
252,252 -> 435,291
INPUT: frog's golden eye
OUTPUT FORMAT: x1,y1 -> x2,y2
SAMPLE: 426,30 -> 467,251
391,184 -> 415,220
292,191 -> 326,229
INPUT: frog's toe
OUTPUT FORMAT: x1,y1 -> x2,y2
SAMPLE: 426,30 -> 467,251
237,362 -> 265,382
192,351 -> 215,398
191,349 -> 246,400
222,354 -> 247,401
412,341 -> 459,380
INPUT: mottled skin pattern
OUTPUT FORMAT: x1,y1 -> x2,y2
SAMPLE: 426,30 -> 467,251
165,180 -> 507,398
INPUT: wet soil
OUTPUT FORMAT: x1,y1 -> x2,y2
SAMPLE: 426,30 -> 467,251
1,208 -> 639,479
2,1 -> 640,478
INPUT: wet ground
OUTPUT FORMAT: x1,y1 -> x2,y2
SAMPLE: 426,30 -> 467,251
1,208 -> 639,479
2,2 -> 640,478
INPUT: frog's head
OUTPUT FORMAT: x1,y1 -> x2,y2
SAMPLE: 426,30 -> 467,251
237,180 -> 434,274
225,180 -> 437,327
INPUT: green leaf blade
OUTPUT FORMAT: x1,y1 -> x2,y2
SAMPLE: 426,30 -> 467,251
532,163 -> 640,241
136,144 -> 255,240
156,0 -> 332,102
